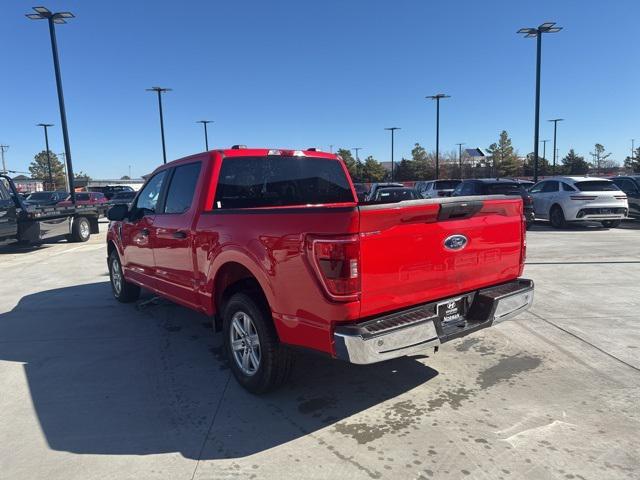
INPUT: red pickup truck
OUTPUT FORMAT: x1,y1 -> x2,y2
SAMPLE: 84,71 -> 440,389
106,147 -> 533,393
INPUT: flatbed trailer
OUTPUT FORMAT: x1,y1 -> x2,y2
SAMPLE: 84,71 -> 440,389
0,174 -> 100,246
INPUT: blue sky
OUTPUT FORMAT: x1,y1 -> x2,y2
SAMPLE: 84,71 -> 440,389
1,0 -> 639,179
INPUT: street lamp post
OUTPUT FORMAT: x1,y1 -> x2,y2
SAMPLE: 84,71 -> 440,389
26,7 -> 77,202
147,87 -> 172,164
518,22 -> 562,182
426,94 -> 450,179
352,147 -> 362,181
541,139 -> 550,175
548,118 -> 564,175
196,120 -> 213,151
0,145 -> 8,174
37,123 -> 55,190
456,143 -> 465,178
384,127 -> 400,181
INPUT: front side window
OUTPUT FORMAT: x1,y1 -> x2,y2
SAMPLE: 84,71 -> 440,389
214,156 -> 354,209
612,179 -> 638,194
541,181 -> 559,193
461,182 -> 476,195
136,170 -> 167,213
529,181 -> 546,193
164,162 -> 202,214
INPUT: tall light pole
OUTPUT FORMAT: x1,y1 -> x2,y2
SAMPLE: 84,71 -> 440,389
456,143 -> 465,178
0,145 -> 8,174
548,118 -> 564,175
384,127 -> 400,181
518,22 -> 562,182
37,123 -> 55,190
147,87 -> 172,164
26,7 -> 77,202
352,147 -> 362,181
632,139 -> 635,161
426,94 -> 450,179
540,139 -> 550,176
196,120 -> 213,151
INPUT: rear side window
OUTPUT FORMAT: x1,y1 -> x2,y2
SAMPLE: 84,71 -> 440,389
562,182 -> 575,191
164,162 -> 202,214
214,156 -> 354,209
575,181 -> 619,192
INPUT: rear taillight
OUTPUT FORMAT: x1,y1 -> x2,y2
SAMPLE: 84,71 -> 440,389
519,213 -> 527,275
308,235 -> 360,301
570,195 -> 597,201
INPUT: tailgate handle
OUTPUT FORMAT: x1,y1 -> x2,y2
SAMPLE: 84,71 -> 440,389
438,201 -> 483,221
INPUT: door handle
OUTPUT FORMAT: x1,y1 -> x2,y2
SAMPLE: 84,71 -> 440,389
173,231 -> 187,239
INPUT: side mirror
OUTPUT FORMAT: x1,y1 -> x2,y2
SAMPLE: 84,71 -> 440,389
107,204 -> 129,221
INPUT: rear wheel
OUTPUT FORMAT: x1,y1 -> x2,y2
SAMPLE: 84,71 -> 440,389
70,216 -> 91,242
549,205 -> 566,229
223,292 -> 293,394
108,250 -> 140,302
601,220 -> 621,228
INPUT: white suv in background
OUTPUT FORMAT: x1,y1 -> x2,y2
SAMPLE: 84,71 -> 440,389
529,177 -> 628,228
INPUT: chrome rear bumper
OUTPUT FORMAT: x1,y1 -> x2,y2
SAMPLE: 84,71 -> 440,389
333,279 -> 534,365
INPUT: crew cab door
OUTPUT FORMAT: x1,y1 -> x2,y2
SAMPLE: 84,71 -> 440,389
0,179 -> 18,241
121,170 -> 168,290
150,161 -> 202,309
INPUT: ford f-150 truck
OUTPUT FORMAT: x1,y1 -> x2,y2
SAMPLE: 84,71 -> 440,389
106,147 -> 534,393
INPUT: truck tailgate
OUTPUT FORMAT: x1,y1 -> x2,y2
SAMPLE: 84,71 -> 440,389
358,196 -> 524,318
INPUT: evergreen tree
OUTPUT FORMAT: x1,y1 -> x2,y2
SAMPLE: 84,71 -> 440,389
29,150 -> 66,190
411,143 -> 435,180
394,158 -> 417,181
624,147 -> 640,173
361,156 -> 387,182
336,148 -> 359,181
486,131 -> 520,177
561,149 -> 590,175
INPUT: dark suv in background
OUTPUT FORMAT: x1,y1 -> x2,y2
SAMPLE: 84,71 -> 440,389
453,178 -> 535,228
609,176 -> 640,219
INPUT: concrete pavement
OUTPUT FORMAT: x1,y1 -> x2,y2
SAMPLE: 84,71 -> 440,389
0,220 -> 638,479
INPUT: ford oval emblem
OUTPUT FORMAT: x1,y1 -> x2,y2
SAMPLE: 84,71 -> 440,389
444,234 -> 468,251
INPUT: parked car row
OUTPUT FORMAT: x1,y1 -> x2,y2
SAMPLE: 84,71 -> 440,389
352,175 -> 635,229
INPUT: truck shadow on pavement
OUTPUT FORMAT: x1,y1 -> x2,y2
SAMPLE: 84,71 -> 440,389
0,282 -> 438,460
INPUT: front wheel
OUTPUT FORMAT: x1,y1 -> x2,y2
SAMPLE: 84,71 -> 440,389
601,220 -> 621,228
108,250 -> 140,302
549,206 -> 566,229
223,292 -> 293,394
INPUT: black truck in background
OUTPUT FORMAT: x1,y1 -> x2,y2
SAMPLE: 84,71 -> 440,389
0,174 -> 100,246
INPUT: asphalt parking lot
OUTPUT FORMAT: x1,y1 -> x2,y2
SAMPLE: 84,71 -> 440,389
1,220 -> 639,480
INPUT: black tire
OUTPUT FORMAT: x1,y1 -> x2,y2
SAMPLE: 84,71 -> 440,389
222,292 -> 293,394
108,250 -> 140,302
549,205 -> 566,229
601,220 -> 621,228
70,216 -> 91,242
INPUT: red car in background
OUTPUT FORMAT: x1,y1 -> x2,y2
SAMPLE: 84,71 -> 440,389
58,192 -> 109,216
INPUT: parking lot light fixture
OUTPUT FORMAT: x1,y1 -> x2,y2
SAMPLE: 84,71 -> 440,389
37,123 -> 55,189
426,94 -> 450,179
146,87 -> 172,164
548,118 -> 564,175
196,120 -> 213,151
384,127 -> 400,181
518,22 -> 563,182
352,147 -> 362,181
26,6 -> 77,202
456,143 -> 465,178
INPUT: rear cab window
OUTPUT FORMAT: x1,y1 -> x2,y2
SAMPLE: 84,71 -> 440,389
214,156 -> 354,209
485,183 -> 522,195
